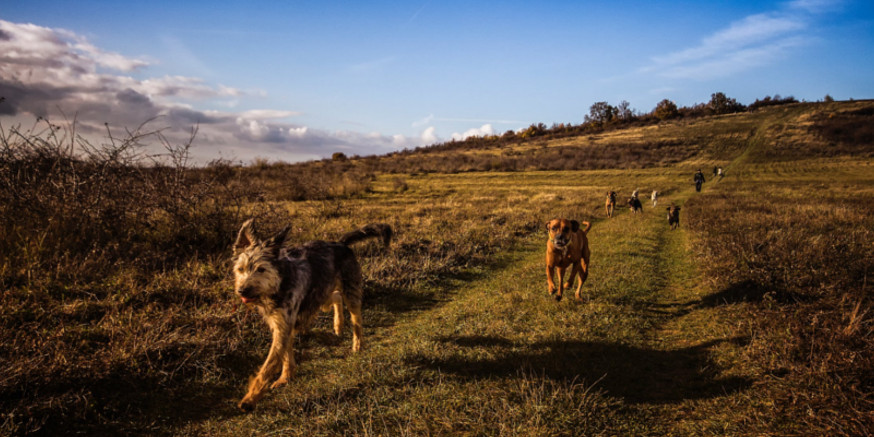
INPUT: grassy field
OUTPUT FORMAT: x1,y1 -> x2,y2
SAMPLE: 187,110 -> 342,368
2,102 -> 872,435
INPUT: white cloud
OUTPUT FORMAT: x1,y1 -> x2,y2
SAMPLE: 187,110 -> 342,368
139,76 -> 243,100
288,126 -> 308,137
0,20 -> 147,74
659,36 -> 808,80
69,38 -> 149,72
651,14 -> 805,68
642,2 -> 830,80
451,123 -> 494,141
239,109 -> 301,120
238,118 -> 271,139
787,0 -> 842,13
412,113 -> 435,127
420,126 -> 438,144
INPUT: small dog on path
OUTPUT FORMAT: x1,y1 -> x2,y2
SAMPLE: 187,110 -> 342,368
545,218 -> 591,302
667,205 -> 681,230
628,196 -> 643,214
606,191 -> 617,218
231,219 -> 391,411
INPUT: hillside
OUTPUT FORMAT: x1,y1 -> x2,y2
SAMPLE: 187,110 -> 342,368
227,100 -> 874,204
1,100 -> 872,435
348,100 -> 874,172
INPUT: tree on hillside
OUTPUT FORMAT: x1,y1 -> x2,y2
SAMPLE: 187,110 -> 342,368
616,100 -> 634,120
749,94 -> 798,111
708,92 -> 745,114
520,122 -> 547,139
654,99 -> 679,120
585,101 -> 617,125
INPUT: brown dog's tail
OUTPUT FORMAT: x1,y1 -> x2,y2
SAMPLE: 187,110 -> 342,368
580,220 -> 591,234
339,223 -> 393,248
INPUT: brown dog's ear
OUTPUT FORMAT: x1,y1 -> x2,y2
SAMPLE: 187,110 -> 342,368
545,220 -> 553,230
570,220 -> 580,232
234,219 -> 257,255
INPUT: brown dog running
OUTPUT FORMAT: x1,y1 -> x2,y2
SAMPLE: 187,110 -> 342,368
605,191 -> 617,218
545,218 -> 591,302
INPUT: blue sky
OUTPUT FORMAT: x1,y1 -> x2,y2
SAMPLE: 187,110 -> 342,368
1,0 -> 872,163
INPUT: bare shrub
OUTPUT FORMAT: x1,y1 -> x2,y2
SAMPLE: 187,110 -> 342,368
0,118 -> 250,283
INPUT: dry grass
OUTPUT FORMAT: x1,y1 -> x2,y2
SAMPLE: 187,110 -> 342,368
1,101 -> 873,435
684,159 -> 874,435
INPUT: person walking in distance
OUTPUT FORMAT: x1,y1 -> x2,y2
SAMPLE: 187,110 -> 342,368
694,169 -> 706,192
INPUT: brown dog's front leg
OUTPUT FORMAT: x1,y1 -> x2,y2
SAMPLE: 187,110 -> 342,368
546,266 -> 557,296
555,266 -> 566,301
239,319 -> 292,411
574,261 -> 588,301
565,262 -> 579,292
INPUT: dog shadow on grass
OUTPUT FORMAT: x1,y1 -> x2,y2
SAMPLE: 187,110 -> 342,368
626,279 -> 814,320
697,279 -> 814,307
23,350 -> 259,436
410,335 -> 751,405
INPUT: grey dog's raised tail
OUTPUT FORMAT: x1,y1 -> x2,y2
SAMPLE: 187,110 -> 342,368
339,223 -> 392,248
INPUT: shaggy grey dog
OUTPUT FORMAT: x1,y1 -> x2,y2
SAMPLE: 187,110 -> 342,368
231,219 -> 391,410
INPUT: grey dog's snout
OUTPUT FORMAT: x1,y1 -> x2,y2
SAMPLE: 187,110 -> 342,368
239,286 -> 256,298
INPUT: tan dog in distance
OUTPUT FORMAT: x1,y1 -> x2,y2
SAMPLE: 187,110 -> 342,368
605,191 -> 617,218
545,218 -> 591,302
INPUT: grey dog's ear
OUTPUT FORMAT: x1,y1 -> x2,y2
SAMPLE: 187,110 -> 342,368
267,226 -> 290,246
266,225 -> 291,257
234,219 -> 258,255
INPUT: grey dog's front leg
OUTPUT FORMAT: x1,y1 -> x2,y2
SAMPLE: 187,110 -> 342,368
239,316 -> 293,411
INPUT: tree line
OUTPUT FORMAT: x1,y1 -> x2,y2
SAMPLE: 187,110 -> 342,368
409,93 -> 802,154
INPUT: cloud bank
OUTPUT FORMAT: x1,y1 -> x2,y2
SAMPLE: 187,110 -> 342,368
0,19 -> 431,163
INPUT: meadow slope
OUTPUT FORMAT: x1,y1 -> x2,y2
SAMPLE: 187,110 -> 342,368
1,101 -> 872,435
